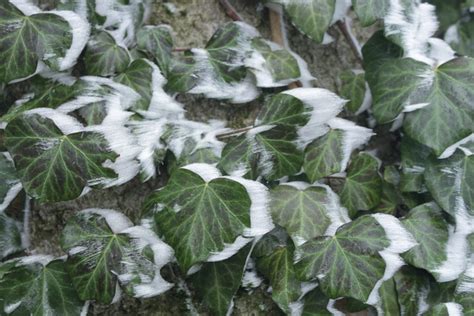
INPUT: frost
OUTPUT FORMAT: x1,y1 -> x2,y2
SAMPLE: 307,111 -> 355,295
182,163 -> 221,182
0,182 -> 22,213
82,208 -> 133,234
25,108 -> 84,135
207,236 -> 252,262
439,134 -> 474,159
314,184 -> 350,236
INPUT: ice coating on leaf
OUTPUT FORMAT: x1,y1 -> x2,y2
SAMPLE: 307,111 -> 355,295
24,108 -> 84,135
207,236 -> 252,262
327,118 -> 374,173
18,254 -> 54,266
433,165 -> 474,282
367,214 -> 417,305
315,184 -> 351,236
182,163 -> 221,182
0,183 -> 22,213
282,88 -> 346,146
49,10 -> 90,71
439,134 -> 474,159
82,208 -> 133,234
224,176 -> 274,236
384,0 -> 453,66
188,48 -> 260,103
457,251 -> 474,293
120,226 -> 174,298
331,0 -> 351,24
8,0 -> 40,15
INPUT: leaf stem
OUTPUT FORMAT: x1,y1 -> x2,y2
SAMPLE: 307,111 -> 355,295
216,126 -> 254,139
218,0 -> 243,21
336,19 -> 363,65
22,196 -> 31,250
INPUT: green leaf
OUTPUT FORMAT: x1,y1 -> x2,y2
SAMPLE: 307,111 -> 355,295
295,215 -> 391,302
446,19 -> 474,58
362,31 -> 404,70
378,279 -> 401,315
256,242 -> 302,313
424,147 -> 474,217
61,209 -> 173,304
269,0 -> 336,43
165,56 -> 199,93
0,213 -> 23,259
301,287 -> 332,316
114,59 -> 157,111
401,202 -> 450,278
84,31 -> 130,76
269,183 -> 348,246
0,2 -> 88,83
366,58 -> 432,123
4,111 -> 117,202
352,0 -> 390,26
340,153 -> 382,214
256,93 -> 310,128
0,257 -> 84,315
136,25 -> 173,75
190,244 -> 251,315
145,164 -> 272,271
0,153 -> 22,212
456,293 -> 474,315
400,137 -> 432,193
219,126 -> 303,181
250,38 -> 301,85
340,70 -> 367,113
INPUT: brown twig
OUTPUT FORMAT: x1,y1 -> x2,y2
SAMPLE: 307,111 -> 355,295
336,20 -> 363,65
268,8 -> 302,88
216,126 -> 254,140
172,47 -> 190,52
218,0 -> 243,21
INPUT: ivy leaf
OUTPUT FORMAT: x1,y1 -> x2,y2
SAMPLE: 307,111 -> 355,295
340,153 -> 382,214
401,202 -> 450,279
0,213 -> 23,260
368,57 -> 474,155
304,120 -> 373,182
0,1 -> 89,83
340,71 -> 367,113
136,25 -> 173,75
268,0 -> 336,43
424,147 -> 474,217
219,126 -> 303,181
190,244 -> 251,316
166,56 -> 199,93
255,93 -> 310,128
269,183 -> 349,246
0,256 -> 84,315
352,0 -> 390,26
378,279 -> 401,315
400,137 -> 432,193
114,59 -> 157,111
4,111 -> 117,202
361,30 -> 403,70
145,164 -> 273,271
256,241 -> 302,313
0,153 -> 22,212
446,20 -> 474,58
295,214 -> 415,303
84,31 -> 130,76
424,303 -> 464,316
300,287 -> 332,315
61,209 -> 173,304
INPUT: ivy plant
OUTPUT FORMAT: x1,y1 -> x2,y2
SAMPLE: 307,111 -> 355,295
0,0 -> 473,315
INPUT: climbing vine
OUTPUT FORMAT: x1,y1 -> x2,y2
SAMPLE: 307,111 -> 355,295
0,0 -> 473,315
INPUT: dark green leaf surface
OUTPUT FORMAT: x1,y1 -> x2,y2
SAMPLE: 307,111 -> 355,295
190,245 -> 250,315
378,279 -> 401,316
147,166 -> 253,271
340,153 -> 382,213
0,213 -> 23,259
269,184 -> 335,245
257,243 -> 301,313
5,113 -> 117,202
301,287 -> 332,316
219,126 -> 303,181
425,147 -> 474,217
0,2 -> 76,82
0,258 -> 83,315
114,59 -> 156,111
270,0 -> 336,43
352,0 -> 390,26
401,202 -> 449,277
340,70 -> 366,113
85,31 -> 130,76
362,31 -> 404,70
136,25 -> 173,75
304,129 -> 344,182
296,216 -> 389,302
256,93 -> 309,128
447,20 -> 474,58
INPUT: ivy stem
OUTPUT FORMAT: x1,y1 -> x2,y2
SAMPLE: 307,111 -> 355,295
216,126 -> 254,140
218,0 -> 243,21
268,6 -> 301,88
336,19 -> 363,65
22,196 -> 31,250
173,47 -> 190,52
